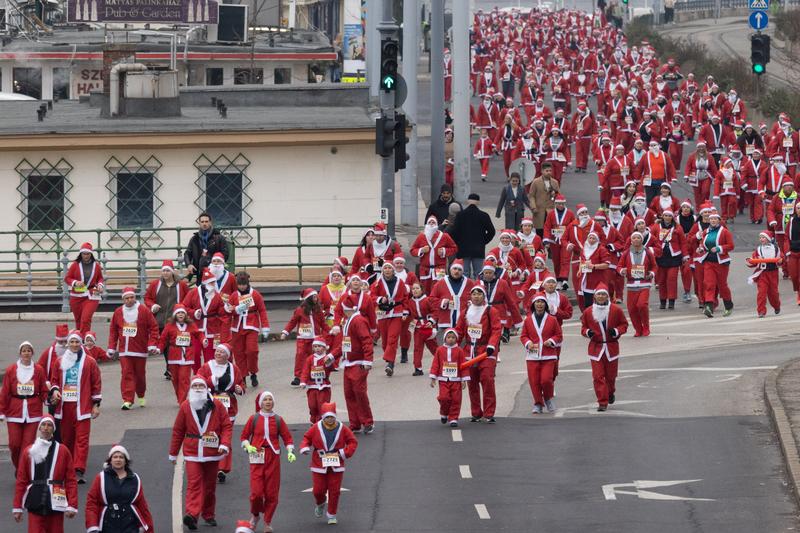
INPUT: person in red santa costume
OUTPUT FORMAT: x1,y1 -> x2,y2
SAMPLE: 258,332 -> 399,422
364,223 -> 403,281
783,202 -> 800,304
198,342 -> 245,483
572,101 -> 596,173
107,287 -> 159,410
392,255 -> 418,364
747,230 -> 782,317
84,444 -> 154,533
429,328 -> 469,426
714,157 -> 741,223
617,231 -> 658,337
281,288 -> 331,388
63,242 -> 104,336
543,194 -> 575,289
13,415 -> 78,532
319,270 -> 346,327
160,303 -> 205,404
602,144 -> 633,206
300,336 -> 337,422
698,212 -> 735,317
331,275 -> 378,335
332,293 -> 375,434
371,261 -> 410,377
478,260 -> 523,342
520,293 -> 563,414
49,329 -> 101,484
207,252 -> 237,298
299,402 -> 358,526
0,341 -> 49,469
580,285 -> 628,411
240,390 -> 296,533
81,332 -> 109,363
169,375 -> 232,530
473,128 -> 496,181
456,286 -> 502,423
410,215 -> 458,294
430,260 -> 475,332
182,268 -> 230,371
37,323 -> 69,388
651,209 -> 689,310
577,231 -> 612,310
406,281 -> 439,376
226,271 -> 270,387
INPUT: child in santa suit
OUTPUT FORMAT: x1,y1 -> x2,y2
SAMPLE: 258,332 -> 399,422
160,303 -> 205,404
0,341 -> 49,469
64,242 -> 104,336
300,337 -> 337,423
517,253 -> 554,310
226,271 -> 270,387
198,342 -> 246,483
169,376 -> 232,530
407,282 -> 440,376
182,269 -> 230,371
49,330 -> 102,484
107,287 -> 159,410
473,128 -> 496,181
747,230 -> 782,317
81,332 -> 109,363
240,391 -> 296,533
714,158 -> 741,223
282,288 -> 331,388
429,329 -> 469,427
520,293 -> 563,414
299,402 -> 358,526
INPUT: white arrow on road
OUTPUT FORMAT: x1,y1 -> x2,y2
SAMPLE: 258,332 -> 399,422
302,487 -> 350,493
554,399 -> 654,418
602,479 -> 715,501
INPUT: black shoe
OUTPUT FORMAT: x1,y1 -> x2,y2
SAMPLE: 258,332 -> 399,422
441,416 -> 447,424
183,515 -> 198,530
217,471 -> 226,484
597,405 -> 607,412
703,303 -> 714,318
164,369 -> 172,381
609,393 -> 616,404
76,469 -> 85,484
668,300 -> 675,310
412,368 -> 423,376
385,363 -> 394,377
470,416 -> 481,423
486,417 -> 496,424
204,518 -> 218,527
290,377 -> 301,387
659,300 -> 666,310
250,374 -> 258,387
501,329 -> 510,343
364,424 -> 375,434
400,348 -> 408,364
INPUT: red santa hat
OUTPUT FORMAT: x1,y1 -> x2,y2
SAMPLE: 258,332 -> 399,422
759,229 -> 774,240
320,402 -> 338,420
37,414 -> 56,431
426,215 -> 439,225
593,209 -> 607,221
662,210 -> 674,217
554,193 -> 567,203
450,259 -> 464,272
482,261 -> 495,272
211,252 -> 225,263
633,218 -> 646,227
470,285 -> 487,297
161,260 -> 174,271
729,144 -> 742,153
121,286 -> 136,298
443,328 -> 459,342
191,375 -> 210,389
340,292 -> 361,311
172,303 -> 188,317
201,269 -> 216,285
79,242 -> 94,254
634,193 -> 646,201
576,204 -> 589,214
531,292 -> 548,304
631,231 -> 644,240
709,212 -> 722,220
55,323 -> 69,340
782,177 -> 795,188
301,288 -> 318,300
544,275 -> 557,283
521,217 -> 534,226
772,153 -> 785,161
533,253 -> 547,265
312,336 -> 328,348
215,343 -> 232,357
255,390 -> 275,412
373,222 -> 388,236
594,283 -> 610,296
107,444 -> 131,461
392,255 -> 406,265
680,200 -> 693,209
609,197 -> 623,209
334,256 -> 349,269
500,229 -> 516,240
84,331 -> 97,341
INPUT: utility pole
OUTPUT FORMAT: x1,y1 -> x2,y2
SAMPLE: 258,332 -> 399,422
401,0 -> 419,227
430,0 -> 444,204
367,0 -> 383,97
452,0 -> 470,202
378,0 -> 399,233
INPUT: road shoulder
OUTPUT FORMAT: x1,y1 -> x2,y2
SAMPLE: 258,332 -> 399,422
765,357 -> 800,506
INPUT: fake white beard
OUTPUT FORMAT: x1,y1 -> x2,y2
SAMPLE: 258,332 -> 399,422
188,389 -> 208,410
583,241 -> 599,257
61,349 -> 79,371
659,196 -> 672,209
650,147 -> 660,155
633,203 -> 647,216
29,437 -> 52,465
466,304 -> 487,325
210,264 -> 225,280
16,360 -> 34,385
578,215 -> 590,226
122,302 -> 139,324
499,242 -> 513,253
609,211 -> 622,224
55,344 -> 67,357
777,164 -> 787,175
424,224 -> 437,240
204,282 -> 217,294
592,302 -> 610,323
209,359 -> 228,379
372,238 -> 389,257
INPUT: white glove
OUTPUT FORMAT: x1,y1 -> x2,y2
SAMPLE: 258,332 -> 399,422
151,304 -> 161,313
194,309 -> 202,320
330,326 -> 341,336
235,303 -> 248,314
261,328 -> 270,338
107,349 -> 117,360
219,445 -> 229,455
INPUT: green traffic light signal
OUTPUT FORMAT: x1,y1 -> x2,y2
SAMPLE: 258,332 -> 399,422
380,37 -> 399,93
753,63 -> 765,74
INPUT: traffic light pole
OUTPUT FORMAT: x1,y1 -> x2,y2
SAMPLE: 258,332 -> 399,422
452,0 -> 471,202
378,0 -> 399,234
400,0 -> 419,228
430,0 -> 445,205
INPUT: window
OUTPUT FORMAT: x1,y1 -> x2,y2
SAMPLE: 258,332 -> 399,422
14,67 -> 41,99
234,68 -> 263,85
274,67 -> 292,85
15,158 -> 74,232
194,154 -> 252,240
53,68 -> 70,100
206,68 -> 223,86
105,156 -> 163,233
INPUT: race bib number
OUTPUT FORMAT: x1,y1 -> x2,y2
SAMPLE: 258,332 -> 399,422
88,289 -> 102,301
376,309 -> 386,319
643,176 -> 652,187
442,362 -> 458,378
625,116 -> 633,125
526,344 -> 540,360
213,335 -> 221,349
783,203 -> 795,216
322,452 -> 341,468
310,366 -> 326,381
447,300 -> 455,311
746,145 -> 755,155
688,173 -> 698,186
552,226 -> 565,239
532,281 -> 542,290
239,294 -> 254,308
372,257 -> 380,268
434,268 -> 446,280
631,264 -> 645,279
122,323 -> 137,337
298,324 -> 313,338
503,73 -> 510,81
201,432 -> 219,448
610,113 -> 618,122
213,394 -> 231,409
659,228 -> 670,241
723,179 -> 733,190
221,293 -> 230,304
672,129 -> 682,136
248,449 -> 265,464
62,384 -> 78,402
621,167 -> 630,176
579,86 -> 586,94
657,111 -> 665,120
526,244 -> 536,255
467,324 -> 483,340
784,138 -> 794,148
51,485 -> 67,511
342,337 -> 352,352
16,382 -> 34,396
176,333 -> 191,347
580,261 -> 593,274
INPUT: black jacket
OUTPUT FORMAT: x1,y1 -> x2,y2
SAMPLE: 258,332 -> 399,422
425,198 -> 462,225
450,205 -> 496,258
183,228 -> 229,280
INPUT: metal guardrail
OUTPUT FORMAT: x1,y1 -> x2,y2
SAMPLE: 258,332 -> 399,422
675,0 -> 797,10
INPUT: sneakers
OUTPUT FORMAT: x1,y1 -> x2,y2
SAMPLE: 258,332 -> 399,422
138,398 -> 146,408
597,405 -> 607,412
250,374 -> 258,387
350,426 -> 363,434
328,516 -> 338,525
264,525 -> 273,533
545,399 -> 556,413
183,514 -> 198,530
683,292 -> 692,303
560,281 -> 569,291
532,404 -> 542,414
164,369 -> 172,381
776,308 -> 781,315
440,416 -> 447,424
217,471 -> 226,484
609,393 -> 615,405
385,363 -> 394,377
76,469 -> 85,484
486,417 -> 496,424
667,300 -> 675,310
723,308 -> 733,317
470,416 -> 481,423
659,300 -> 666,310
412,368 -> 423,376
400,348 -> 408,363
364,424 -> 375,434
203,518 -> 217,527
703,304 -> 713,318
290,377 -> 301,387
121,402 -> 132,410
449,420 -> 459,427
758,313 -> 765,318
315,503 -> 326,518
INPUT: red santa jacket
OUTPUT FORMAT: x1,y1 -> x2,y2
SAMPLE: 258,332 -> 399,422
0,361 -> 48,423
651,221 -> 689,261
85,469 -> 154,533
282,305 -> 329,341
198,361 -> 246,420
227,288 -> 270,333
473,136 -> 496,159
299,421 -> 358,474
649,194 -> 681,217
144,278 -> 189,314
520,312 -> 562,360
580,304 -> 629,361
410,231 -> 458,281
240,411 -> 294,457
212,270 -> 238,297
578,245 -> 612,294
455,304 -> 502,359
768,192 -> 799,235
319,283 -> 346,320
13,440 -> 78,514
698,123 -> 735,154
543,207 -> 576,245
696,225 -> 735,264
300,352 -> 336,390
370,275 -> 410,320
429,344 -> 470,382
107,303 -> 160,357
64,260 -> 104,299
714,166 -> 741,197
169,398 -> 233,462
50,351 -> 102,421
160,321 -> 204,365
543,289 -> 573,325
617,246 -> 658,289
767,129 -> 800,166
479,277 -> 523,328
430,276 -> 475,328
684,152 -> 718,185
602,156 -> 632,193
332,312 -> 374,367
332,289 -> 377,331
182,287 -> 230,340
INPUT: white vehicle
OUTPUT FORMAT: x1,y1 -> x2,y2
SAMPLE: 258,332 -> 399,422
0,93 -> 37,101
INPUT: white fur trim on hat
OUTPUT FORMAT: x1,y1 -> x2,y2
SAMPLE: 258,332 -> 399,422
67,330 -> 82,343
312,338 -> 328,347
19,341 -> 33,352
108,444 -> 130,461
258,391 -> 274,407
191,376 -> 208,388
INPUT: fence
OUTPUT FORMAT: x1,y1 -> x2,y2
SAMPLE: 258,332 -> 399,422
675,0 -> 798,10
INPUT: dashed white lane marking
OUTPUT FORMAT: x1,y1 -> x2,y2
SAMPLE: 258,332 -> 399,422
451,429 -> 463,442
459,465 -> 472,479
474,504 -> 491,519
171,452 -> 184,533
303,487 -> 350,492
556,366 -> 778,373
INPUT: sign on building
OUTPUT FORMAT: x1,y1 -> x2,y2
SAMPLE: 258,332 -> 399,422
67,0 -> 219,24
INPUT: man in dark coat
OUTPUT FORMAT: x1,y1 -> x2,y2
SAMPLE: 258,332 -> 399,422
450,193 -> 496,279
183,212 -> 229,286
425,184 -> 462,226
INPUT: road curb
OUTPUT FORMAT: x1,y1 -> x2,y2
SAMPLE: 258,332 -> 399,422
764,358 -> 800,506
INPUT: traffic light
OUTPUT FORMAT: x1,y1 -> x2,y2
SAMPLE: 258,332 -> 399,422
394,112 -> 409,171
380,37 -> 399,92
375,112 -> 397,158
622,0 -> 628,4
751,34 -> 771,75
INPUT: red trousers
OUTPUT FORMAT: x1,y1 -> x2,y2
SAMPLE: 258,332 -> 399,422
437,381 -> 463,422
478,158 -> 490,177
306,388 -> 332,423
692,262 -> 705,300
249,451 -> 281,523
655,266 -> 679,301
626,288 -> 650,336
59,401 -> 90,472
719,195 -> 738,220
413,328 -> 438,369
526,359 -> 556,406
702,262 -> 732,304
7,420 -> 37,469
219,422 -> 235,473
312,471 -> 344,517
195,343 -> 216,373
681,262 -> 693,294
756,269 -> 781,315
693,179 -> 712,207
27,513 -> 64,533
747,192 -> 763,222
591,357 -> 618,407
185,460 -> 219,520
232,329 -> 259,376
550,243 -> 566,280
575,138 -> 591,169
502,149 -> 513,177
378,317 -> 403,364
399,316 -> 412,350
467,357 -> 497,418
294,340 -> 313,379
119,356 -> 147,403
343,366 -> 373,430
788,254 -> 800,292
169,363 -> 192,404
69,297 -> 99,336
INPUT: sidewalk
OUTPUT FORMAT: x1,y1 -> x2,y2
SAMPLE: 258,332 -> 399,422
765,358 -> 800,505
